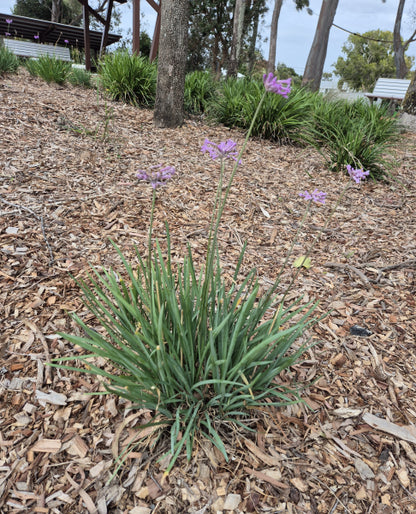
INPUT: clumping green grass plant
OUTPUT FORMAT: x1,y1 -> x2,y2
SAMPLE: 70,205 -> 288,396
68,66 -> 92,88
52,72 -> 373,475
24,55 -> 71,85
308,97 -> 400,180
209,76 -> 316,144
0,46 -> 20,74
98,50 -> 157,106
184,70 -> 216,114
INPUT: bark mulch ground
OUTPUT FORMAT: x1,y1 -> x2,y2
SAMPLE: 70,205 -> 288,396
1,69 -> 416,513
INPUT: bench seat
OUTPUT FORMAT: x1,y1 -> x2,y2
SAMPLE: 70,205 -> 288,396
365,78 -> 411,103
2,38 -> 71,61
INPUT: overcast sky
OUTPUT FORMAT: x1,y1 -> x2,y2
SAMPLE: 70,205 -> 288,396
1,0 -> 416,75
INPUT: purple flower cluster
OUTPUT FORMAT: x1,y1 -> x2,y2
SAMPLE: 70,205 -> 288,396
299,189 -> 327,204
136,164 -> 175,189
263,73 -> 292,98
347,165 -> 370,184
34,34 -> 39,40
64,39 -> 69,44
201,138 -> 241,163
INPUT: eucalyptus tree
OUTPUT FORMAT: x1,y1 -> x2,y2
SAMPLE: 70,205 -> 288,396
267,0 -> 311,75
301,0 -> 339,91
154,0 -> 189,128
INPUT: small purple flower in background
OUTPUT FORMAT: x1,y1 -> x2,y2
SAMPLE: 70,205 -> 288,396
346,165 -> 370,184
136,164 -> 175,189
64,39 -> 69,44
201,138 -> 241,164
5,18 -> 12,24
263,73 -> 292,98
5,32 -> 11,37
299,189 -> 327,204
34,34 -> 39,40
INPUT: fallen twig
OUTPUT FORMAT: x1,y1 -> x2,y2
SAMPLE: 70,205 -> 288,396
0,194 -> 54,265
324,262 -> 373,289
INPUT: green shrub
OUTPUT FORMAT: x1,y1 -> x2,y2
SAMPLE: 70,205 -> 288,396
98,50 -> 156,106
184,70 -> 216,114
0,46 -> 20,74
209,78 -> 315,144
309,97 -> 400,179
68,66 -> 92,87
24,55 -> 71,84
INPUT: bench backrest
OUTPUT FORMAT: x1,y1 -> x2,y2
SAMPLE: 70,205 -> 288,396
369,78 -> 411,100
2,38 -> 71,61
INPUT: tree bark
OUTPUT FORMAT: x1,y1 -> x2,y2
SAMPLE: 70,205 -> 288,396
247,4 -> 260,76
154,0 -> 189,128
402,71 -> 416,114
51,0 -> 62,22
267,0 -> 283,75
394,0 -> 408,78
228,0 -> 246,77
301,0 -> 339,91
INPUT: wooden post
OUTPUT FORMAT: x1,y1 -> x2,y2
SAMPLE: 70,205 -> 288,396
100,0 -> 114,55
133,0 -> 140,54
83,3 -> 91,71
149,1 -> 161,62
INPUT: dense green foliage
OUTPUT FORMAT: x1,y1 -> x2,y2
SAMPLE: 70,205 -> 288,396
13,0 -> 82,26
184,70 -> 216,114
188,0 -> 268,73
208,77 -> 399,178
25,55 -> 71,84
0,46 -> 20,74
68,66 -> 92,87
333,30 -> 414,91
98,50 -> 157,106
308,97 -> 399,179
209,77 -> 313,143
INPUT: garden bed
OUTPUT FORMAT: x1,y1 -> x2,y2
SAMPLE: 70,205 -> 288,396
1,69 -> 416,513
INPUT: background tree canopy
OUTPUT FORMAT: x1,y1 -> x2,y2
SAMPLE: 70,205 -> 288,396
13,0 -> 82,25
333,29 -> 414,91
187,0 -> 267,74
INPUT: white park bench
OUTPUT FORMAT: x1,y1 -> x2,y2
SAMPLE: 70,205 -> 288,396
365,77 -> 411,104
2,38 -> 71,61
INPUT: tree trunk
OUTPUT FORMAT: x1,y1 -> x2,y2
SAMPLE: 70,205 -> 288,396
154,0 -> 189,128
51,0 -> 62,22
301,0 -> 339,91
402,71 -> 416,114
393,0 -> 408,78
267,0 -> 283,75
247,5 -> 260,76
228,0 -> 246,77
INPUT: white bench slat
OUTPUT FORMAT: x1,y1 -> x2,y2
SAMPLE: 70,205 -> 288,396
2,38 -> 71,61
365,78 -> 411,101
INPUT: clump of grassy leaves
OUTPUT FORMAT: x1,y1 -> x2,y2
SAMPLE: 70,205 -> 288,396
308,96 -> 400,180
25,55 -> 71,85
184,70 -> 216,114
0,46 -> 19,74
68,66 -> 92,88
98,50 -> 157,107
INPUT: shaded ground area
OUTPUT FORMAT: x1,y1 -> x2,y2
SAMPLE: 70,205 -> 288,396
1,70 -> 416,513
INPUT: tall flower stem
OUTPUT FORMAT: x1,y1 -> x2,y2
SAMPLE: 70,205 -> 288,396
205,91 -> 268,270
148,189 -> 157,265
280,182 -> 352,305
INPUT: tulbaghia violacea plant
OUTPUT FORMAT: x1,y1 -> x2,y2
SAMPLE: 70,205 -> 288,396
263,73 -> 292,98
53,74 -> 328,475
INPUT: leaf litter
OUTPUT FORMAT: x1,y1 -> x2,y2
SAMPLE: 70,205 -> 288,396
1,69 -> 416,513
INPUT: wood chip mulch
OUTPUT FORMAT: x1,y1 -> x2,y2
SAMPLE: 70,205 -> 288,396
1,69 -> 416,513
